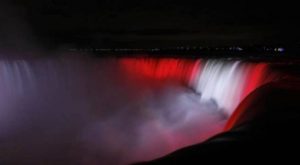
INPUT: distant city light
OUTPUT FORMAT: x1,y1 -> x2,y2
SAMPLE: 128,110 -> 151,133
277,47 -> 285,52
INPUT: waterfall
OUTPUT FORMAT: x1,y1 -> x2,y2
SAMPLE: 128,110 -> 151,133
0,57 -> 271,165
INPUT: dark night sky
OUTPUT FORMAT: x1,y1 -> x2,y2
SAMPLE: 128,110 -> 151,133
1,0 -> 300,49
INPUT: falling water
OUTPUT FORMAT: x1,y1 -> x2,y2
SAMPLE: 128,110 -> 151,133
193,60 -> 269,115
121,58 -> 269,116
0,57 -> 270,165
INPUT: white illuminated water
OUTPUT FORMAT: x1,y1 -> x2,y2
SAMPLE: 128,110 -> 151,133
193,60 -> 268,115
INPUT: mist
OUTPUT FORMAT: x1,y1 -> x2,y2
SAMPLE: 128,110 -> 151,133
0,57 -> 230,165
